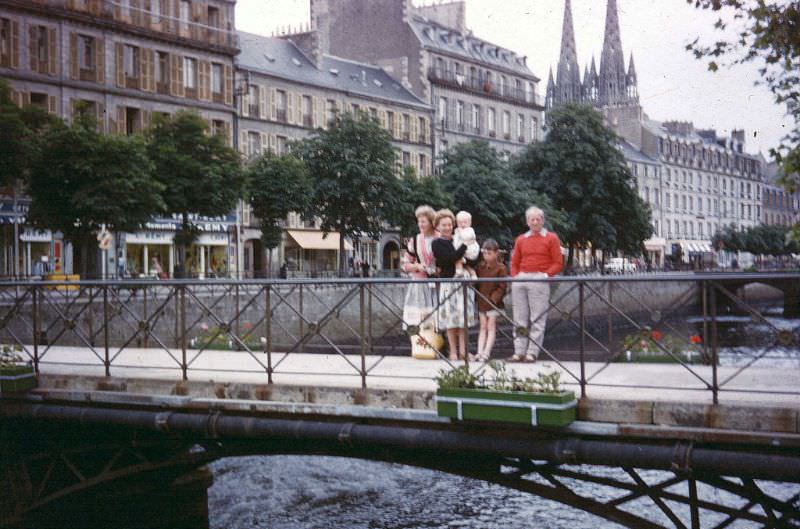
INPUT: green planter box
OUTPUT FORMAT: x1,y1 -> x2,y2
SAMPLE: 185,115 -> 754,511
436,388 -> 577,427
0,364 -> 37,394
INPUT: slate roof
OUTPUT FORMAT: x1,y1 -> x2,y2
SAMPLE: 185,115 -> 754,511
236,31 -> 429,109
619,139 -> 658,164
409,14 -> 537,80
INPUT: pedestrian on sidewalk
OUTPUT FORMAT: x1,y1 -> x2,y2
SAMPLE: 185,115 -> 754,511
509,206 -> 563,362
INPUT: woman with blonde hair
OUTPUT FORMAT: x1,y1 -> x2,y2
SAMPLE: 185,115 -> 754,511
431,208 -> 475,360
401,205 -> 439,357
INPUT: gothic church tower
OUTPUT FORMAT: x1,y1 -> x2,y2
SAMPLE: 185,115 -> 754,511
548,0 -> 643,146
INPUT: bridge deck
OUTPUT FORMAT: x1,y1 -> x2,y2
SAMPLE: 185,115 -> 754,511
30,345 -> 798,404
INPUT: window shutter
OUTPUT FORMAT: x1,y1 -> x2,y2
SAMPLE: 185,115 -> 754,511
315,96 -> 324,129
10,20 -> 19,69
286,91 -> 294,124
379,110 -> 387,129
140,48 -> 151,91
173,54 -> 184,96
69,32 -> 78,79
259,85 -> 267,120
142,109 -> 151,131
28,26 -> 37,71
421,117 -> 428,143
199,60 -> 210,101
393,113 -> 401,139
47,95 -> 57,115
70,98 -> 78,121
296,93 -> 303,125
260,132 -> 268,154
147,48 -> 155,90
223,64 -> 232,106
411,152 -> 419,174
95,37 -> 105,83
115,42 -> 124,87
269,134 -> 276,153
239,130 -> 248,156
47,27 -> 56,75
410,114 -> 418,142
116,105 -> 126,134
241,85 -> 249,117
270,88 -> 277,120
225,121 -> 232,147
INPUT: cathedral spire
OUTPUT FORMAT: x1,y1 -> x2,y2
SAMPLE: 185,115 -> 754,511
599,0 -> 627,105
555,0 -> 581,106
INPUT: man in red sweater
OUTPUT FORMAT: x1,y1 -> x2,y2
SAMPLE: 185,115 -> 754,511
509,206 -> 564,362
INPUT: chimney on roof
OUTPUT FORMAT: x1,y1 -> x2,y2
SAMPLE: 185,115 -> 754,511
413,0 -> 467,33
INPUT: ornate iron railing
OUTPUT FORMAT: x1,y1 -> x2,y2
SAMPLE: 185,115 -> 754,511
0,273 -> 797,403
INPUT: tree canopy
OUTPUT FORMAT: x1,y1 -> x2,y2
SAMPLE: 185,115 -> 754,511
712,223 -> 799,256
295,111 -> 399,271
513,104 -> 652,264
390,166 -> 454,238
0,79 -> 55,188
439,140 -> 559,249
147,111 -> 243,266
26,106 -> 164,241
247,151 -> 312,251
687,0 -> 799,239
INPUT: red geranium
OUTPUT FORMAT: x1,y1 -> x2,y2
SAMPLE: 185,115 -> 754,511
689,334 -> 703,344
650,330 -> 664,341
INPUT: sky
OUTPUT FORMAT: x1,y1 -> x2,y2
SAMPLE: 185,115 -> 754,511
234,0 -> 793,156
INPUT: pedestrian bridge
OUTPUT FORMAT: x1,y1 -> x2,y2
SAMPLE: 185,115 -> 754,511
1,275 -> 799,528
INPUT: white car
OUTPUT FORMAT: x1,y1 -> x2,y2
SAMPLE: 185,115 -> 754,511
604,258 -> 637,274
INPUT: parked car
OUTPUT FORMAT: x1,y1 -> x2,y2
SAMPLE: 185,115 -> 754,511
604,258 -> 637,274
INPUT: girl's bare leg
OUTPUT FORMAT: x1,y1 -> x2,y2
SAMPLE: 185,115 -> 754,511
446,328 -> 459,360
457,329 -> 467,359
483,315 -> 497,359
477,312 -> 488,357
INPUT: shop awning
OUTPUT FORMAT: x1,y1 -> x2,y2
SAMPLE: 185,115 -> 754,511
287,230 -> 353,251
682,241 -> 713,254
644,237 -> 666,252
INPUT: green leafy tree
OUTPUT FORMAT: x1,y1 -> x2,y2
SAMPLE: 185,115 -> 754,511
513,104 -> 652,266
247,152 -> 313,274
26,105 -> 164,276
147,111 -> 244,275
295,111 -> 398,273
712,223 -> 745,253
440,140 -> 560,250
0,78 -> 56,188
389,166 -> 454,237
687,0 -> 800,238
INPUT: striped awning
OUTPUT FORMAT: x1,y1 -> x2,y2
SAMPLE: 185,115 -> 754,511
683,241 -> 712,254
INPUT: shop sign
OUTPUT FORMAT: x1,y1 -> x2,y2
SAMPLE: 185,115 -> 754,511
126,231 -> 175,245
20,228 -> 51,242
197,233 -> 229,246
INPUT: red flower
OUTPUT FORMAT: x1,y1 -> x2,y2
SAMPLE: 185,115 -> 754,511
650,330 -> 663,341
689,334 -> 703,344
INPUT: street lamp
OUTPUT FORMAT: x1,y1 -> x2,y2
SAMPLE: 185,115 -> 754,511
231,71 -> 250,279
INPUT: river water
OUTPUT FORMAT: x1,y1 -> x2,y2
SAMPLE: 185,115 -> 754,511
208,456 -> 799,529
207,309 -> 799,528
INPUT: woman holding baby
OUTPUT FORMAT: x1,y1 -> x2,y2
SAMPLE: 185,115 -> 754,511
431,208 -> 476,360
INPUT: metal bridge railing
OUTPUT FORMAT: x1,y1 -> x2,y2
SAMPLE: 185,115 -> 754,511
0,273 -> 797,403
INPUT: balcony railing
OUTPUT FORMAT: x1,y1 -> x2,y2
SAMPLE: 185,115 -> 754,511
427,67 -> 544,109
23,0 -> 239,50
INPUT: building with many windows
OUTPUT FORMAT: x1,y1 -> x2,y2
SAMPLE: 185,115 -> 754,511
290,0 -> 545,161
0,0 -> 239,278
763,161 -> 800,228
235,31 -> 433,277
547,0 -> 768,267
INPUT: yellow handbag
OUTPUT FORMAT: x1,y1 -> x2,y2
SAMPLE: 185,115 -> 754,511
411,327 -> 444,360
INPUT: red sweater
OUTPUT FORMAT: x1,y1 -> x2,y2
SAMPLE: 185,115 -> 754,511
510,230 -> 564,277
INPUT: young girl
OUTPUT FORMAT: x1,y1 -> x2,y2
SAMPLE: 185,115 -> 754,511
474,239 -> 507,361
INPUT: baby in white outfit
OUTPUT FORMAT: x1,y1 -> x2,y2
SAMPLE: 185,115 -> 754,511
454,211 -> 480,278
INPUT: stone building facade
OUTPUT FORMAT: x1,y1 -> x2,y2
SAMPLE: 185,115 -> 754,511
547,0 -> 771,266
763,162 -> 800,228
297,0 -> 545,160
0,0 -> 239,278
235,31 -> 434,277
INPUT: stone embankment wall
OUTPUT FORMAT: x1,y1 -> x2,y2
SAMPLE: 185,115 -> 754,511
0,279 -> 785,350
